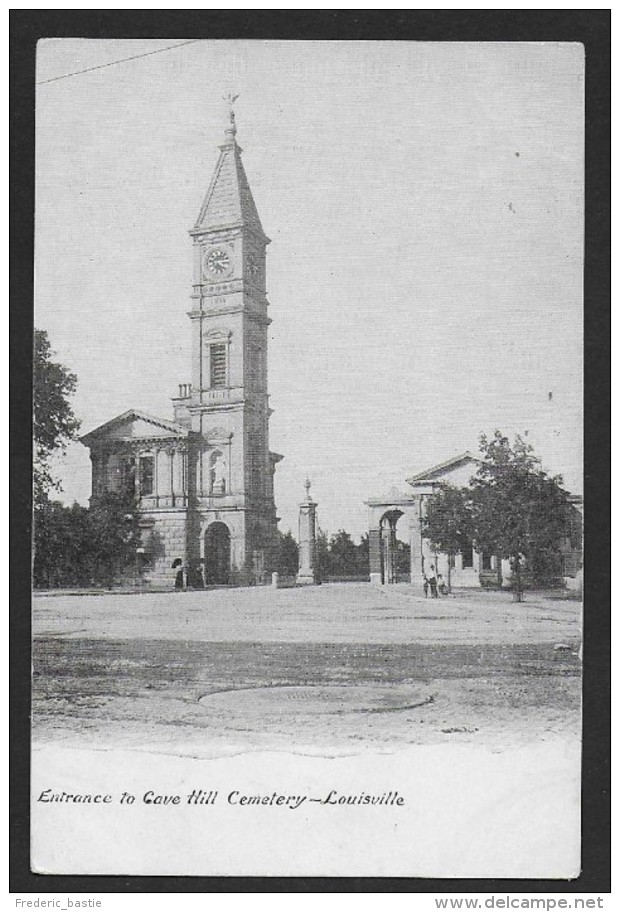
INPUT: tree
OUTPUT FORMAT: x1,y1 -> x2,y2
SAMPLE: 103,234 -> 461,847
33,491 -> 141,589
328,530 -> 359,577
32,499 -> 89,588
87,491 -> 142,588
421,485 -> 474,592
33,329 -> 80,505
315,527 -> 330,582
275,530 -> 299,577
470,431 -> 572,601
311,530 -> 373,581
356,532 -> 370,577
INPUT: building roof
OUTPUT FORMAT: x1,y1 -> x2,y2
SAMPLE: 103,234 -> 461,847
192,118 -> 267,240
406,451 -> 480,486
80,409 -> 189,446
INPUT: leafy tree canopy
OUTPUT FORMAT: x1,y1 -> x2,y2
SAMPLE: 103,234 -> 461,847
33,491 -> 141,589
314,528 -> 372,580
420,484 -> 474,590
275,530 -> 299,577
328,530 -> 358,576
417,432 -> 573,597
421,484 -> 474,557
470,431 -> 572,597
33,329 -> 80,503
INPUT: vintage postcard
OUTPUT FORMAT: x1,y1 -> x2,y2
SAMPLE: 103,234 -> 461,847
32,39 -> 583,878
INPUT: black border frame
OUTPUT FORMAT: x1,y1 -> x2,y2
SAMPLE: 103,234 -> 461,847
10,10 -> 610,894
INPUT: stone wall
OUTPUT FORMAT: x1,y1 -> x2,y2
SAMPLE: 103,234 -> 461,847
141,509 -> 188,586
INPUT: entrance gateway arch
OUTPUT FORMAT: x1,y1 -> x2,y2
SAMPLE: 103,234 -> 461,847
365,453 -> 502,589
365,489 -> 423,586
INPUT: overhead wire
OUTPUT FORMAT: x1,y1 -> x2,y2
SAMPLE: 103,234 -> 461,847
36,39 -> 202,85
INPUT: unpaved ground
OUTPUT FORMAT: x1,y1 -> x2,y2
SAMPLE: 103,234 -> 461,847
33,582 -> 581,644
32,584 -> 581,757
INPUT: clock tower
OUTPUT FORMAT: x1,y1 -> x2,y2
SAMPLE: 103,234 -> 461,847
82,106 -> 282,587
172,107 -> 282,584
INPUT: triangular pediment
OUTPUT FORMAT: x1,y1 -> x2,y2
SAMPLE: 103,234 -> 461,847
406,452 -> 481,488
80,409 -> 188,447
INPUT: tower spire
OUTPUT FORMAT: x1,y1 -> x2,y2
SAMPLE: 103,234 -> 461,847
193,94 -> 267,240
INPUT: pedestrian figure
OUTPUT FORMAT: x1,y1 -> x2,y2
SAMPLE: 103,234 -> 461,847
427,564 -> 438,598
423,575 -> 429,598
438,574 -> 448,596
190,560 -> 205,589
172,558 -> 185,591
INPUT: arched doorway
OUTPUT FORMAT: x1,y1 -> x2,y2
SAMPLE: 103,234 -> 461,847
204,522 -> 231,585
366,490 -> 419,586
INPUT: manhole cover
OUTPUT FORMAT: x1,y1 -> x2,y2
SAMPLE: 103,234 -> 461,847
198,684 -> 434,715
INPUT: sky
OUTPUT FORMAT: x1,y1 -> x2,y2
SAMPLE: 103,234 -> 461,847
35,40 -> 584,540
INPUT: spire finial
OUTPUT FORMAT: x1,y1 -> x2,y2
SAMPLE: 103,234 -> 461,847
304,477 -> 312,501
222,92 -> 239,142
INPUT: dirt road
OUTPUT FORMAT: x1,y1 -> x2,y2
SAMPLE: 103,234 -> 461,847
32,584 -> 581,757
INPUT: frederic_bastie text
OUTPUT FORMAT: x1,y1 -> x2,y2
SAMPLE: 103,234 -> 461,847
37,788 -> 406,808
16,902 -> 101,908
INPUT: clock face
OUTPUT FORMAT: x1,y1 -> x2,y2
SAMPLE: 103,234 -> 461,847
204,247 -> 231,278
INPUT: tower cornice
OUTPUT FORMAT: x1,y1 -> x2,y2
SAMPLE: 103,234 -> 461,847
189,223 -> 271,245
186,303 -> 271,327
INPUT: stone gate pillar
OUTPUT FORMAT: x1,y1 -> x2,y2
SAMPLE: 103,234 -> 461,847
501,558 -> 512,588
409,497 -> 423,586
369,529 -> 383,585
383,520 -> 398,584
297,479 -> 318,586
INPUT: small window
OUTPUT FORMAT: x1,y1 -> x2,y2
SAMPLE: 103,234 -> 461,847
105,454 -> 121,491
461,545 -> 473,569
139,456 -> 154,496
210,343 -> 227,388
121,456 -> 136,496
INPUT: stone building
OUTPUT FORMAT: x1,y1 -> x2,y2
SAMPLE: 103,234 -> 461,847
366,452 -> 583,590
81,111 -> 282,586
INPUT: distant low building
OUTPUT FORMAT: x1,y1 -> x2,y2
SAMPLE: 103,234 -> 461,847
366,452 -> 582,590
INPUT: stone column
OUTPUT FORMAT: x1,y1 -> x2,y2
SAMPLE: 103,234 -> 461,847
369,529 -> 383,585
172,448 -> 185,504
181,451 -> 188,497
383,521 -> 398,584
170,449 -> 176,503
132,451 -> 139,499
296,479 -> 318,586
153,447 -> 159,506
409,498 -> 423,586
501,558 -> 512,588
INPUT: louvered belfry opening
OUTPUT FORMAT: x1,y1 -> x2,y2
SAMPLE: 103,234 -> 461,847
209,343 -> 227,388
